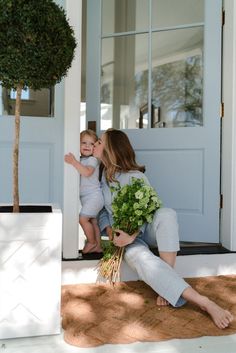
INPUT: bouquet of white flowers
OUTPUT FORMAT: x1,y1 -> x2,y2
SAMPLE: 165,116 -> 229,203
98,177 -> 162,283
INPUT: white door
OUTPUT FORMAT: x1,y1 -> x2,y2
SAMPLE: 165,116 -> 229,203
86,0 -> 222,243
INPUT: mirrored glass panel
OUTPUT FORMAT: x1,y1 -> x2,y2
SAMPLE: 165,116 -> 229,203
100,34 -> 148,129
0,85 -> 54,117
152,0 -> 204,28
102,0 -> 149,34
151,27 -> 204,128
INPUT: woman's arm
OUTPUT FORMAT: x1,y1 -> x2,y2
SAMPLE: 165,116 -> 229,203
64,152 -> 94,177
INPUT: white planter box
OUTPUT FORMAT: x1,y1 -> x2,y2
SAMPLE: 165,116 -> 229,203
0,205 -> 62,339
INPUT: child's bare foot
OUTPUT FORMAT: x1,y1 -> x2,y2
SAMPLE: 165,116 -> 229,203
92,244 -> 103,253
156,295 -> 170,306
82,242 -> 97,254
200,297 -> 234,329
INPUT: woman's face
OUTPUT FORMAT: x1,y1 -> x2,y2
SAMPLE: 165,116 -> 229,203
93,133 -> 105,159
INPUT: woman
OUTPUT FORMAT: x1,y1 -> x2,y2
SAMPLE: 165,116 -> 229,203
93,128 -> 233,329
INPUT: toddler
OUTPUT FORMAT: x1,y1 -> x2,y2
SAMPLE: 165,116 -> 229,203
64,129 -> 104,253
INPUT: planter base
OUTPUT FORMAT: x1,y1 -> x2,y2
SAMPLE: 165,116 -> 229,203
0,205 -> 62,339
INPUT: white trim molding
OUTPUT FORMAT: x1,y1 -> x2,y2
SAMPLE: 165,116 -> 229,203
63,0 -> 82,258
221,0 -> 236,250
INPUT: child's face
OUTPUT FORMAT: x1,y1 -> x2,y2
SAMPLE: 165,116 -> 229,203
80,134 -> 96,156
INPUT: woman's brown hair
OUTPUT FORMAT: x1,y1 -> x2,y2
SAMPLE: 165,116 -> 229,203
102,129 -> 145,181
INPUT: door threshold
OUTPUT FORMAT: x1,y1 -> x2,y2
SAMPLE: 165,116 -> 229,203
62,242 -> 236,261
152,243 -> 235,256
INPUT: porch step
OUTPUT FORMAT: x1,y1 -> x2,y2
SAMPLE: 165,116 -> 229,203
62,252 -> 236,286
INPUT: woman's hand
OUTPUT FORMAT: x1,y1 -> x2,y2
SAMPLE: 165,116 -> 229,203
113,229 -> 139,247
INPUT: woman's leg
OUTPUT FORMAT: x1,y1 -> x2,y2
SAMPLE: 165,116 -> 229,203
125,239 -> 234,329
182,286 -> 234,329
124,239 -> 189,307
157,251 -> 177,305
143,208 -> 180,305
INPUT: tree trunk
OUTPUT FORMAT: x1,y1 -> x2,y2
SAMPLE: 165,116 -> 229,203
13,85 -> 22,213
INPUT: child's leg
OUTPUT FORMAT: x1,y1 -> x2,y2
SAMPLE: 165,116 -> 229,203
91,218 -> 102,252
79,216 -> 97,253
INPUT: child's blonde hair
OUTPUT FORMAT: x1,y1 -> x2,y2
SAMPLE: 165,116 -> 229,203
80,129 -> 98,142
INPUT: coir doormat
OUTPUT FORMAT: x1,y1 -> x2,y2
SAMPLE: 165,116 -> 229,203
61,275 -> 236,347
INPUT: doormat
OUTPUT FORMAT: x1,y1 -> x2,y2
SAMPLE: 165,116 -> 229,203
61,275 -> 236,348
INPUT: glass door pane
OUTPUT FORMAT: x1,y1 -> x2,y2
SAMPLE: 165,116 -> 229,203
102,0 -> 149,35
152,0 -> 204,28
101,34 -> 148,129
151,27 -> 204,128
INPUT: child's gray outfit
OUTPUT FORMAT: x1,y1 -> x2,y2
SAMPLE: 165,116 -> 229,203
80,156 -> 104,218
98,170 -> 190,307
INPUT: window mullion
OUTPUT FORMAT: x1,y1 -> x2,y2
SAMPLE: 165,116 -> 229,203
148,0 -> 152,129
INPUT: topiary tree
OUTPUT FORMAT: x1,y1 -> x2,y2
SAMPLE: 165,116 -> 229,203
0,0 -> 76,212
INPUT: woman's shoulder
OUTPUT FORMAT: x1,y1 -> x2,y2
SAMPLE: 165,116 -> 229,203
127,170 -> 144,177
118,170 -> 149,184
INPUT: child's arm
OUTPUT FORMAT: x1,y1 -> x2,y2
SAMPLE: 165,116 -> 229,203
64,152 -> 95,177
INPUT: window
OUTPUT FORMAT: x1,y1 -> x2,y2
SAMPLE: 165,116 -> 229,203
100,0 -> 204,129
10,88 -> 30,100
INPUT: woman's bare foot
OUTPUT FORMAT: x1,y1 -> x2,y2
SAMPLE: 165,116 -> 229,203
200,297 -> 234,329
82,242 -> 97,254
156,295 -> 170,306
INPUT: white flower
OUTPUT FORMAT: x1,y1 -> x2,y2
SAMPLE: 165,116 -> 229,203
135,190 -> 144,199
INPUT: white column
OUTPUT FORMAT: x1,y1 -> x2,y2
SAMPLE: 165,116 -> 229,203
63,0 -> 82,258
221,0 -> 236,250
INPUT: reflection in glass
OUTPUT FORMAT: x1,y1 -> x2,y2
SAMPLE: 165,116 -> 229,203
102,0 -> 149,34
0,85 -> 54,117
100,1 -> 204,129
100,34 -> 148,129
151,27 -> 203,128
152,0 -> 204,28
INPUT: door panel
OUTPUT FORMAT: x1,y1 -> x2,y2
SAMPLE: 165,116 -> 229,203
136,149 -> 204,212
